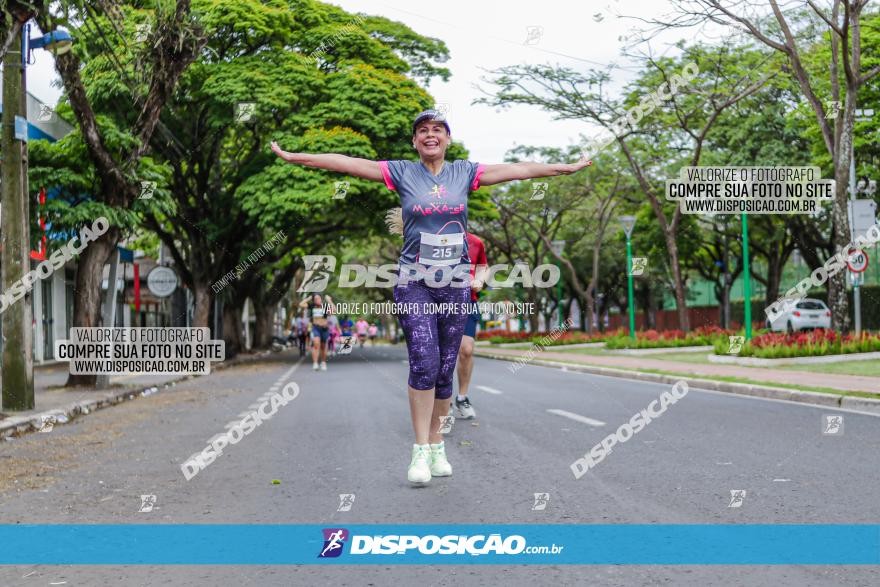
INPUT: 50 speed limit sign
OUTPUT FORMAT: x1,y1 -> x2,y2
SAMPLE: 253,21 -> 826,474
846,248 -> 869,273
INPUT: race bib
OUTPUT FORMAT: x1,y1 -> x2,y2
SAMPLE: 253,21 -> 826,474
419,232 -> 464,266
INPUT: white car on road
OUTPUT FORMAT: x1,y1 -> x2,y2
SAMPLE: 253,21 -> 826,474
766,298 -> 832,333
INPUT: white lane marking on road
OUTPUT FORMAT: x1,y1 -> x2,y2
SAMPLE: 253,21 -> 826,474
546,409 -> 605,427
716,462 -> 733,465
280,360 -> 301,382
476,385 -> 503,395
772,478 -> 790,482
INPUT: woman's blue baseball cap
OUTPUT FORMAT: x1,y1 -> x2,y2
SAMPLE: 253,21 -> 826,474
412,109 -> 451,134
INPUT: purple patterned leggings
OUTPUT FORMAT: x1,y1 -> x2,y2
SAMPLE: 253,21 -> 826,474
394,280 -> 470,399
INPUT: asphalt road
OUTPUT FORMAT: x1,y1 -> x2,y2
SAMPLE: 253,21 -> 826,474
0,344 -> 878,586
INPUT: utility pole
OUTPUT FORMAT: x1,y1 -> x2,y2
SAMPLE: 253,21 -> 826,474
1,29 -> 35,410
741,213 -> 752,341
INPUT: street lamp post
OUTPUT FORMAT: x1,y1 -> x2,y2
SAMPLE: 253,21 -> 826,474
550,240 -> 565,329
619,216 -> 636,340
1,25 -> 73,411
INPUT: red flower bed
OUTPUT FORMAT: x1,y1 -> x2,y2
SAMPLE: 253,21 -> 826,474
477,329 -> 532,341
606,326 -> 735,349
481,327 -> 623,345
721,328 -> 880,358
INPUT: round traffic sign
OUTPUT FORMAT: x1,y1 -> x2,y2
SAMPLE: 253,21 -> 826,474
147,266 -> 178,297
846,247 -> 869,273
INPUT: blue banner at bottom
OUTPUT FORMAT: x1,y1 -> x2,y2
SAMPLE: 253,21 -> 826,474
0,525 -> 877,565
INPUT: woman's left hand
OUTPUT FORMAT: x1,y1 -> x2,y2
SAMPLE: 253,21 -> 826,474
563,157 -> 593,175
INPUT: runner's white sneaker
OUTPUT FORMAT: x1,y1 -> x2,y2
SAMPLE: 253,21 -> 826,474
454,396 -> 476,419
429,441 -> 452,477
320,362 -> 327,371
313,362 -> 319,371
408,444 -> 431,484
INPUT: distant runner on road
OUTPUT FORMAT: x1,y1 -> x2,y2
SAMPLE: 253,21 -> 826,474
299,294 -> 334,371
355,317 -> 370,348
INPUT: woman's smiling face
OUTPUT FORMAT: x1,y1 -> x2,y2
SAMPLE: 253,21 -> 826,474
412,120 -> 450,160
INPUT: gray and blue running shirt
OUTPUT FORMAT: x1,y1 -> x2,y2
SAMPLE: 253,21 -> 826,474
379,159 -> 484,266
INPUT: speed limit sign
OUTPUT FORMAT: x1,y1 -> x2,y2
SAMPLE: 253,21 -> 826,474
846,247 -> 869,273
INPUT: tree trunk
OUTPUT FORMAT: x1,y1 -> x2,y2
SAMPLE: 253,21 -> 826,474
665,232 -> 690,331
65,228 -> 120,387
527,289 -> 540,332
584,241 -> 604,334
222,297 -> 244,359
721,282 -> 731,329
764,255 -> 782,313
252,301 -> 276,349
584,294 -> 595,334
647,285 -> 658,330
829,140 -> 852,331
192,282 -> 212,328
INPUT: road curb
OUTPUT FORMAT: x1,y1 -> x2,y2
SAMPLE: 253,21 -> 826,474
477,351 -> 880,415
0,349 -> 278,441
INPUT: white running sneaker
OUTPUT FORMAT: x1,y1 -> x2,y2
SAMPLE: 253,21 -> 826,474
313,362 -> 319,371
429,441 -> 452,477
320,362 -> 327,371
407,444 -> 432,485
454,396 -> 476,419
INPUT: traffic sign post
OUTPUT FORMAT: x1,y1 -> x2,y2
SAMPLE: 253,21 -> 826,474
846,247 -> 868,337
846,248 -> 868,274
847,199 -> 877,243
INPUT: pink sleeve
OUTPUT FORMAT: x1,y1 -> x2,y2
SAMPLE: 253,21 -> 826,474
471,163 -> 485,191
379,161 -> 396,191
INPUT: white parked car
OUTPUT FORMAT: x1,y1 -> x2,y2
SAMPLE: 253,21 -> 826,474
766,298 -> 831,333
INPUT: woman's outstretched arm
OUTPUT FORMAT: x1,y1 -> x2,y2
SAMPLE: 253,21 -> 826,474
479,157 -> 592,186
270,141 -> 384,182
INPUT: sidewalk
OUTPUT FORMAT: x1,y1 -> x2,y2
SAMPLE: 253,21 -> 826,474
0,351 -> 278,438
477,347 -> 880,394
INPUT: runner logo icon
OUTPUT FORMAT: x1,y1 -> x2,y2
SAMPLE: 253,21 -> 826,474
822,415 -> 844,435
319,528 -> 349,558
337,494 -> 355,512
728,490 -> 746,508
338,336 -> 354,355
298,255 -> 337,292
532,493 -> 550,511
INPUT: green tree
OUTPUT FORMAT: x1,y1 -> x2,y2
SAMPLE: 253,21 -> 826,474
132,0 -> 456,350
33,0 -> 202,386
659,0 -> 880,330
477,39 -> 774,330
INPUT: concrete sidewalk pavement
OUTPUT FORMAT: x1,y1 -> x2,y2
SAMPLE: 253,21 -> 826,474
0,351 -> 278,438
477,347 -> 880,394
